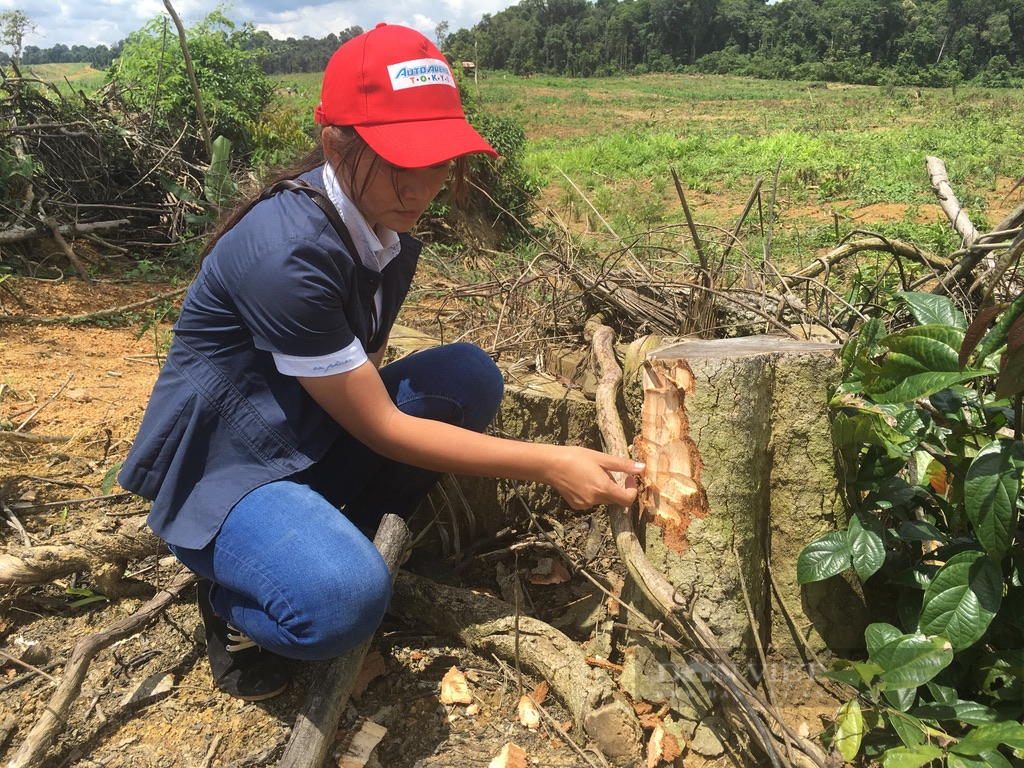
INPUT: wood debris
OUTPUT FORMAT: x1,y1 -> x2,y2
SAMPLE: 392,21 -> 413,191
439,665 -> 473,705
336,719 -> 387,768
488,742 -> 527,768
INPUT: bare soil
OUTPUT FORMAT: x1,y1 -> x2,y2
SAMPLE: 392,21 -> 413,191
0,277 -> 839,768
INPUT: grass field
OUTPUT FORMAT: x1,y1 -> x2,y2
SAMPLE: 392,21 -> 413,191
28,63 -> 1024,271
473,73 -> 1024,265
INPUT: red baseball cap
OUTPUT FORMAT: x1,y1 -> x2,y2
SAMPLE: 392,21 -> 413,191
315,23 -> 498,168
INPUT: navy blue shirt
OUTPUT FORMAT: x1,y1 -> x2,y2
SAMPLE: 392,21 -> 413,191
118,167 -> 421,549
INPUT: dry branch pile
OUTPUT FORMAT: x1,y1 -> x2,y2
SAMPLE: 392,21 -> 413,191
0,69 -> 205,275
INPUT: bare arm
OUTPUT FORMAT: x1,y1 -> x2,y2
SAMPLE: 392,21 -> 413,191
298,362 -> 642,509
367,333 -> 389,368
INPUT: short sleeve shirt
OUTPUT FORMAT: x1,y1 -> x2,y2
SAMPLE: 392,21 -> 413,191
118,166 -> 421,549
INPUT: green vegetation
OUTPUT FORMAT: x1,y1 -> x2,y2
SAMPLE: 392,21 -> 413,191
444,0 -> 1022,86
475,72 -> 1023,268
110,9 -> 274,156
797,291 -> 1024,766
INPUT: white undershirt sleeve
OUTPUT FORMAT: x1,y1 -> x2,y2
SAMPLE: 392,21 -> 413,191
272,338 -> 369,377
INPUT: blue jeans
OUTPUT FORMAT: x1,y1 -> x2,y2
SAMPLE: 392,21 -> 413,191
169,343 -> 503,660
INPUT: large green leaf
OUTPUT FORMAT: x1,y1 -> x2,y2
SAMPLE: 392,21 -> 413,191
972,649 -> 1024,702
887,710 -> 926,748
970,290 -> 1024,365
834,699 -> 864,762
872,633 -> 953,688
880,744 -> 944,768
862,325 -> 988,403
866,623 -> 904,655
797,530 -> 851,584
849,511 -> 886,581
913,699 -> 1006,725
897,291 -> 968,330
832,410 -> 913,458
883,684 -> 918,712
919,551 -> 1003,650
951,720 -> 1024,755
964,438 -> 1024,559
948,751 -> 1013,768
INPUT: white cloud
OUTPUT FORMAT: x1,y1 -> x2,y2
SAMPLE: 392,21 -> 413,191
7,0 -> 511,50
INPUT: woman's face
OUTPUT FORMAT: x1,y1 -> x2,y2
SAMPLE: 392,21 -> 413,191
325,129 -> 451,232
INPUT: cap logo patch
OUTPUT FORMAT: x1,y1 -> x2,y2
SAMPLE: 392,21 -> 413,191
387,58 -> 456,91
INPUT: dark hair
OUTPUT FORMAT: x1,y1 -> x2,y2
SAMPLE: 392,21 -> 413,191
200,126 -> 471,261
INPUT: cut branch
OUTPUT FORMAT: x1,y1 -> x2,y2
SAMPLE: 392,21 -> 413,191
392,569 -> 642,764
7,568 -> 196,768
926,155 -> 980,246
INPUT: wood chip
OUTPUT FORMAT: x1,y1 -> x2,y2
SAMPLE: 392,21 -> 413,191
517,694 -> 541,730
529,680 -> 548,704
646,723 -> 665,768
120,671 -> 174,709
488,742 -> 527,768
336,719 -> 387,768
527,557 -> 571,585
439,665 -> 473,705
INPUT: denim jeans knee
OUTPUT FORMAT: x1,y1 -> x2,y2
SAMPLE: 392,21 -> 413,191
171,480 -> 394,660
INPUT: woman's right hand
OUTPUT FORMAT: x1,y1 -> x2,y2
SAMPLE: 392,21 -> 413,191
543,445 -> 644,510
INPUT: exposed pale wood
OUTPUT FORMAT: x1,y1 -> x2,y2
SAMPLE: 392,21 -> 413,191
392,569 -> 642,764
277,513 -> 411,768
926,155 -> 980,246
586,318 -> 829,768
7,568 -> 196,768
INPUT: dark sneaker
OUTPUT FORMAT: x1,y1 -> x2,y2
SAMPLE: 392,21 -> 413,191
196,580 -> 289,701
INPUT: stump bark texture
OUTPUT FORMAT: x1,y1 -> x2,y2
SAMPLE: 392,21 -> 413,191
634,336 -> 867,666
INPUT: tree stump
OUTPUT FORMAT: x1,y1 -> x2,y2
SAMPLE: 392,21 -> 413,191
634,336 -> 867,668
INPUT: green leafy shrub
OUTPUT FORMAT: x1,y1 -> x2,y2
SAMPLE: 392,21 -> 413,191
799,291 -> 1024,765
110,8 -> 273,157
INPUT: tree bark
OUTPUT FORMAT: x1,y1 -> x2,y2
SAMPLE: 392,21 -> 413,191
635,336 -> 867,665
0,514 -> 161,597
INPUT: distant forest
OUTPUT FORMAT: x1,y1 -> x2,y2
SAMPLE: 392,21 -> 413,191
15,0 -> 1024,86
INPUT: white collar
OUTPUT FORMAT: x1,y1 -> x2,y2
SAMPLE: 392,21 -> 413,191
321,163 -> 402,272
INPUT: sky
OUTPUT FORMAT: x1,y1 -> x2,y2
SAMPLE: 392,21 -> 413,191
0,0 -> 511,51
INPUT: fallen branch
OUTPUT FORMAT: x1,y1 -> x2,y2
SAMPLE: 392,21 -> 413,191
392,569 -> 642,764
0,431 -> 72,444
0,514 -> 160,596
277,513 -> 411,768
7,568 -> 196,768
0,218 -> 129,244
13,372 -> 73,432
926,155 -> 980,247
792,235 -> 950,280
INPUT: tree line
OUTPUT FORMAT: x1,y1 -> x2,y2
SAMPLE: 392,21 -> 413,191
7,0 -> 1023,86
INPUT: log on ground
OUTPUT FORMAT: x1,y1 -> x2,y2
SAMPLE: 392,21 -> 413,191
392,570 -> 642,765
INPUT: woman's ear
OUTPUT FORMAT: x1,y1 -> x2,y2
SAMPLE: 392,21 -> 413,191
321,126 -> 339,156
